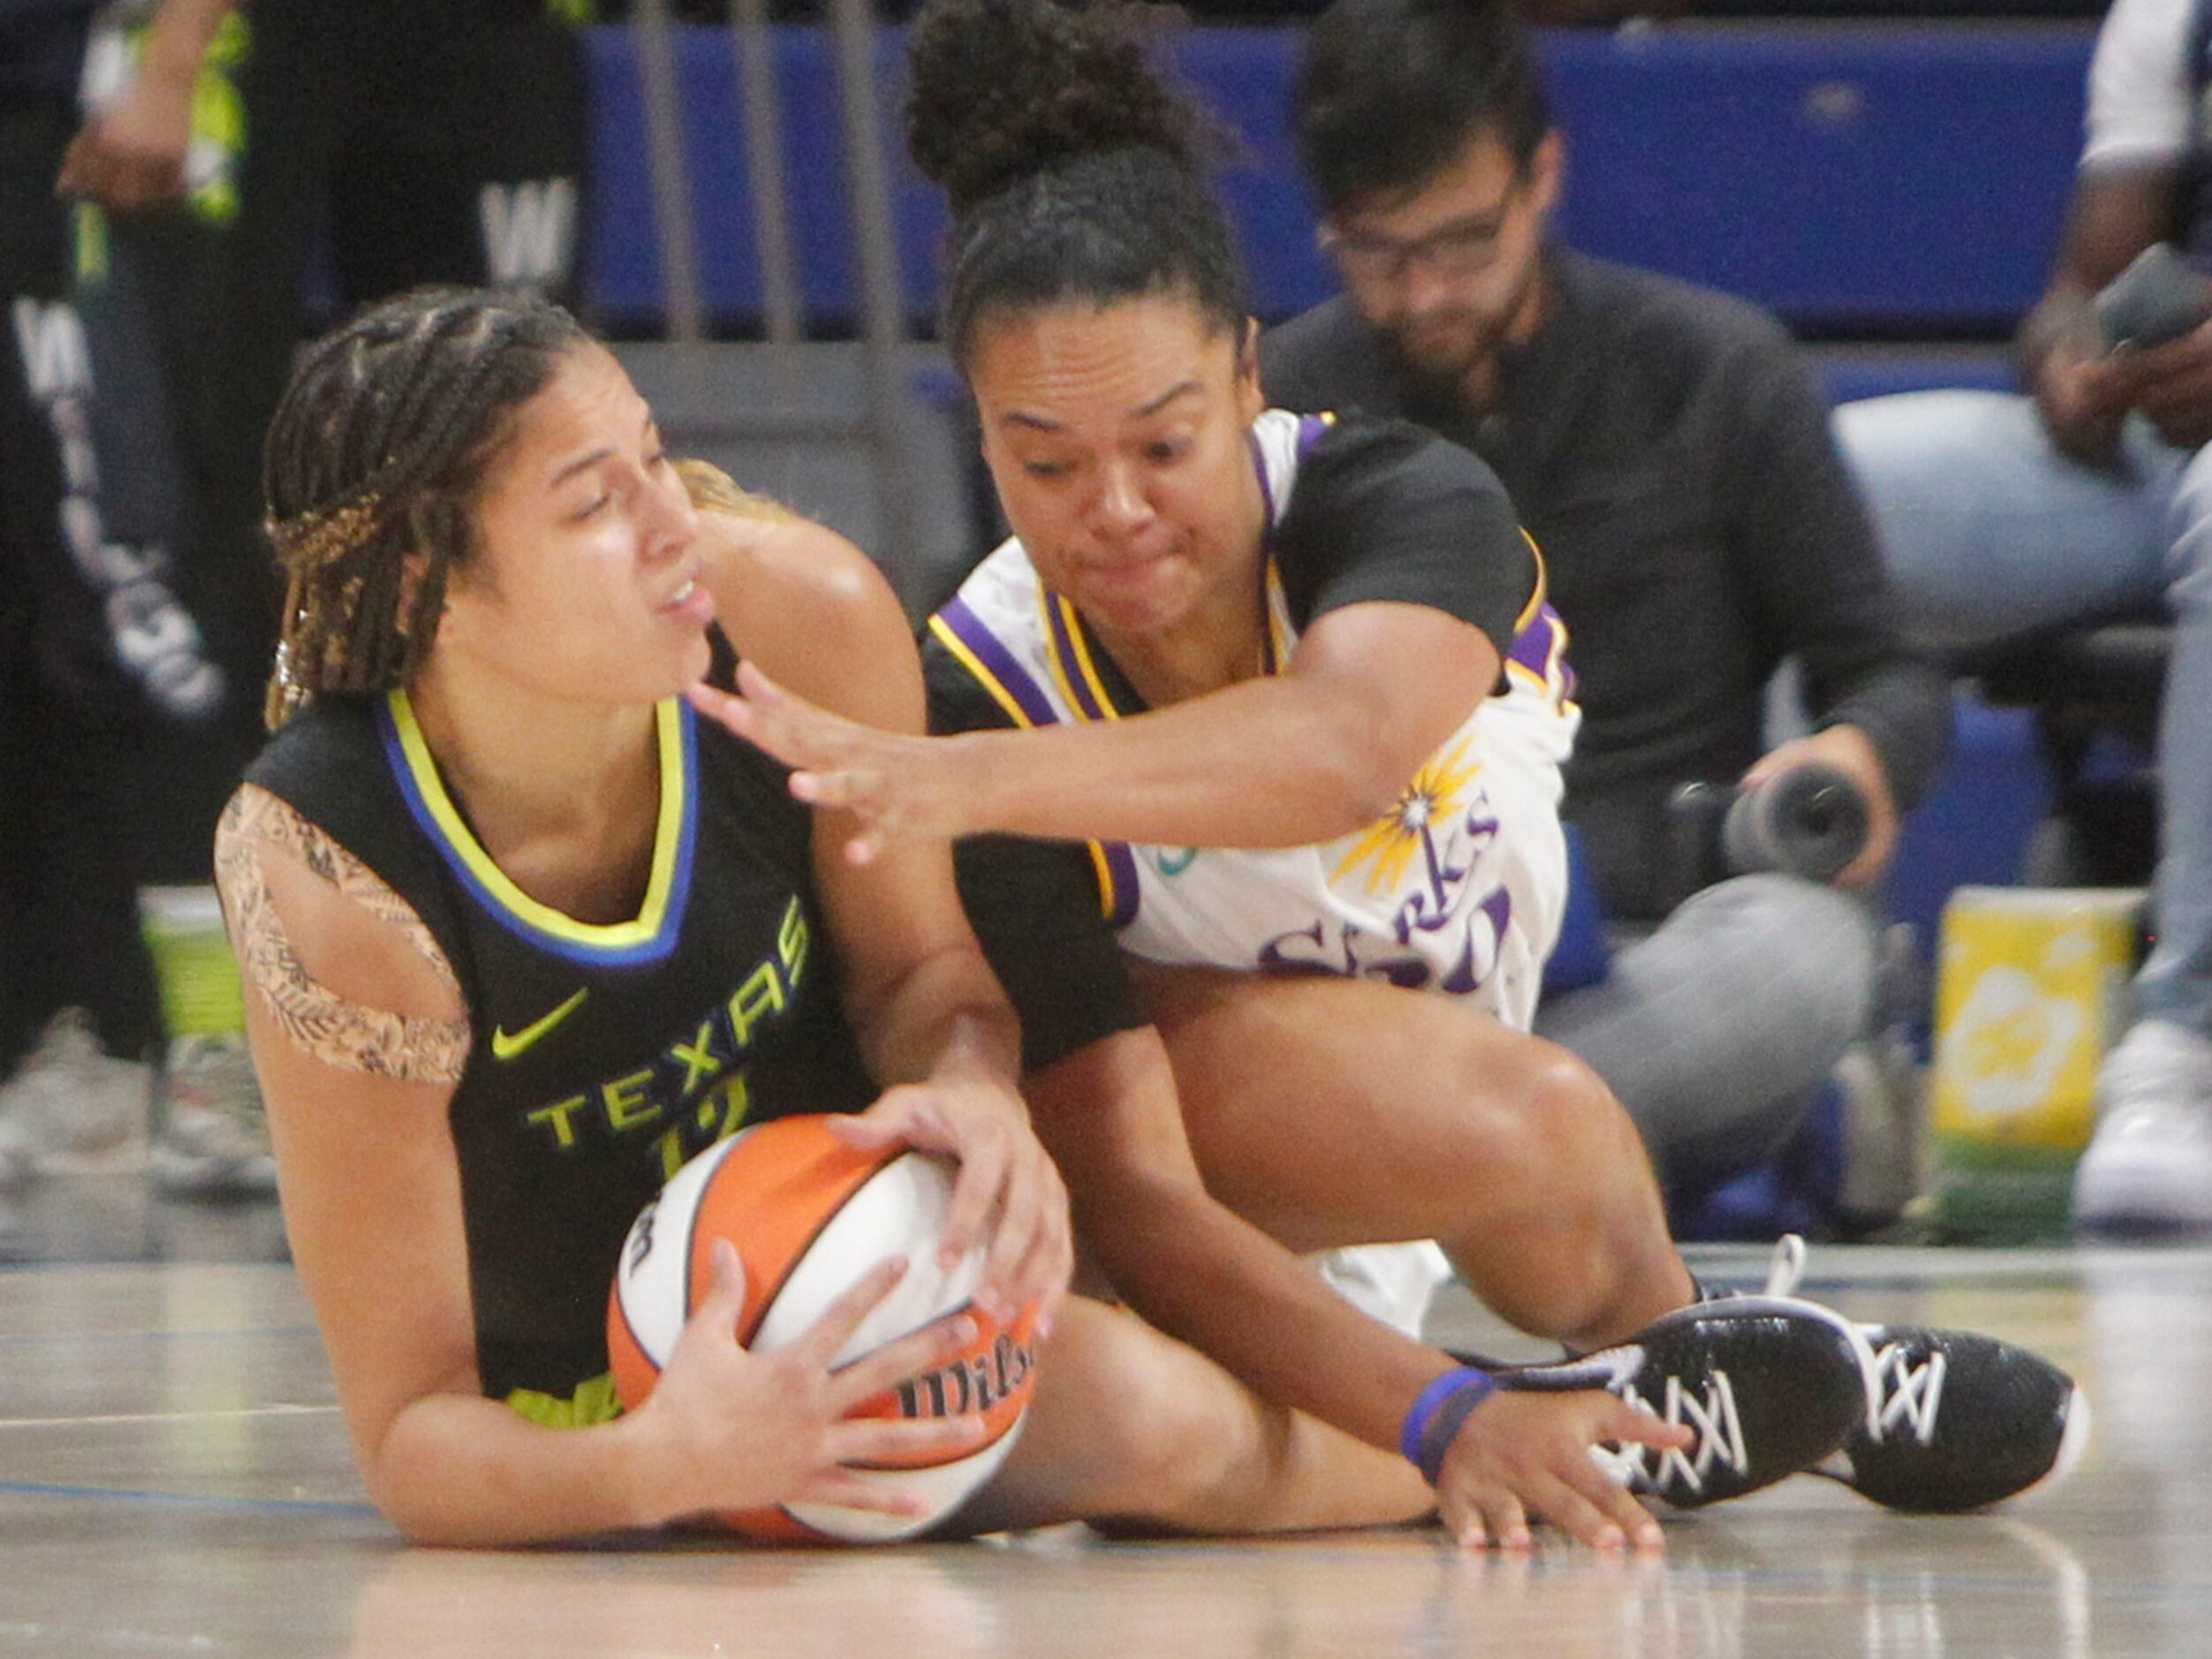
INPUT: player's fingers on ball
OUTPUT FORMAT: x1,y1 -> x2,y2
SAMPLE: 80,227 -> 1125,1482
974,1199 -> 1034,1323
829,1308 -> 979,1408
977,1148 -> 1052,1307
691,1239 -> 748,1334
794,1254 -> 911,1366
938,1128 -> 1007,1273
825,1103 -> 908,1151
828,1412 -> 989,1468
2140,373 -> 2212,422
798,1470 -> 937,1519
1005,1167 -> 1073,1315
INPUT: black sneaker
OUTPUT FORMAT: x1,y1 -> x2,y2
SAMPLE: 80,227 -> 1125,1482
1492,1296 -> 1876,1509
1756,1236 -> 2092,1512
1814,1325 -> 2091,1511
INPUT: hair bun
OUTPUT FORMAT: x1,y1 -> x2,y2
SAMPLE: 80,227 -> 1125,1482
905,0 -> 1211,218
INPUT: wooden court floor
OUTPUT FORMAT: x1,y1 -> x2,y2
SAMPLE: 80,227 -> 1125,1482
4,1174 -> 2209,1657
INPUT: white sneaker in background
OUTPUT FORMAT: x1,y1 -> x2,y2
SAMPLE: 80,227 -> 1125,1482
0,1113 -> 35,1193
2072,1019 -> 2212,1232
151,1033 -> 277,1200
0,1008 -> 150,1183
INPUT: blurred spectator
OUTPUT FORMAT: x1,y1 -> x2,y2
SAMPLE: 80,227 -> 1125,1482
1262,0 -> 1948,1208
104,0 -> 593,753
40,0 -> 593,1194
1835,0 -> 2212,1234
1,0 -> 185,1185
56,3 -> 588,768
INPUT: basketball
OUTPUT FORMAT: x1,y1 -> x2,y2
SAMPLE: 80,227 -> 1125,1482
606,1115 -> 1041,1543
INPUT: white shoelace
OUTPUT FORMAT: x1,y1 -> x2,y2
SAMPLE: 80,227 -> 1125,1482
1600,1370 -> 1750,1496
1760,1231 -> 1927,1446
1866,1339 -> 1946,1448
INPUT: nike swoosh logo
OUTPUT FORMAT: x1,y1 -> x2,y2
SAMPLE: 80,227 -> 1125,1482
491,989 -> 589,1062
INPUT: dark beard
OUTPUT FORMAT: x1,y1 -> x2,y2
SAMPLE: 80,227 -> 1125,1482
1382,321 -> 1504,421
1377,253 -> 1546,417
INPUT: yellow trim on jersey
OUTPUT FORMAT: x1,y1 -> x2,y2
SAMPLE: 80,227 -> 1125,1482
1512,527 -> 1549,634
1043,587 -> 1125,722
927,614 -> 1036,731
1086,844 -> 1125,917
505,1371 -> 623,1428
1261,557 -> 1294,671
387,689 -> 686,949
1504,604 -> 1577,716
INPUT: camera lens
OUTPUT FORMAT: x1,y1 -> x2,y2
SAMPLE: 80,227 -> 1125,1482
1721,763 -> 1869,882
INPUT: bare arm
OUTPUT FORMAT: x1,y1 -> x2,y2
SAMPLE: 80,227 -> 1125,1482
701,511 -> 1071,1328
693,599 -> 1498,859
1030,1028 -> 1682,1550
217,788 -> 981,1545
57,0 -> 236,213
1031,1028 -> 1446,1447
2023,166 -> 2188,457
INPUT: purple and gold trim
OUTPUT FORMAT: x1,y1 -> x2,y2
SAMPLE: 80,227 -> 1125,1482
929,598 -> 1060,731
1043,587 -> 1124,723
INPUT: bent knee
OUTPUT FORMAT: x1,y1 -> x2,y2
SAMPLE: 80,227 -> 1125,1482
1027,1304 -> 1262,1517
1451,1036 -> 1646,1202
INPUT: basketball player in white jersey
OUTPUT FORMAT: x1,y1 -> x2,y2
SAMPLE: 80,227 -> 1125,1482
692,0 -> 2090,1534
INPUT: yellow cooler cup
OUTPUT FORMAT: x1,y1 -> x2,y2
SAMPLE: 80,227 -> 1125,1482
139,885 -> 246,1041
1929,885 -> 2144,1239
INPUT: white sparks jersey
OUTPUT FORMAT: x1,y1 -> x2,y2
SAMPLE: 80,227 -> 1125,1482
929,409 -> 1579,1032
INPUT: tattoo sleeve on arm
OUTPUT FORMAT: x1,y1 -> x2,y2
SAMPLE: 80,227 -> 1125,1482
214,786 -> 472,1084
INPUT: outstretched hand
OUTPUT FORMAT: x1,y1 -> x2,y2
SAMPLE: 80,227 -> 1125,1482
1436,1388 -> 1688,1551
686,663 -> 975,863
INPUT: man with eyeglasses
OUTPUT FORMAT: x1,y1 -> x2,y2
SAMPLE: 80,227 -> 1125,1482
1262,0 -> 1948,1216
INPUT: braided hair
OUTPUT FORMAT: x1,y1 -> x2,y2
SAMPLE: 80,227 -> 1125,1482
903,0 -> 1247,368
259,287 -> 592,729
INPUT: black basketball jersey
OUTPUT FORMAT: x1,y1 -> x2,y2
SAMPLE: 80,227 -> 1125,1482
245,663 -> 873,1406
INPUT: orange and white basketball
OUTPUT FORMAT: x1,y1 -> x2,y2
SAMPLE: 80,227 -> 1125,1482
606,1115 -> 1039,1543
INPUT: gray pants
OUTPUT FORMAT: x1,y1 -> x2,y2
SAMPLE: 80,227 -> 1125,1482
1836,391 -> 2212,1041
1534,873 -> 1876,1194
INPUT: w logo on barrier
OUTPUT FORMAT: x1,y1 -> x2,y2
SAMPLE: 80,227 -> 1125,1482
479,178 -> 578,290
11,299 -> 93,402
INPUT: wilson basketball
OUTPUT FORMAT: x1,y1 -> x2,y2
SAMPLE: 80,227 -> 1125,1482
606,1115 -> 1040,1543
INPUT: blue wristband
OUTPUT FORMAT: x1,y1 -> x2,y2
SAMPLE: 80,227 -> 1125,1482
1400,1365 -> 1496,1485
